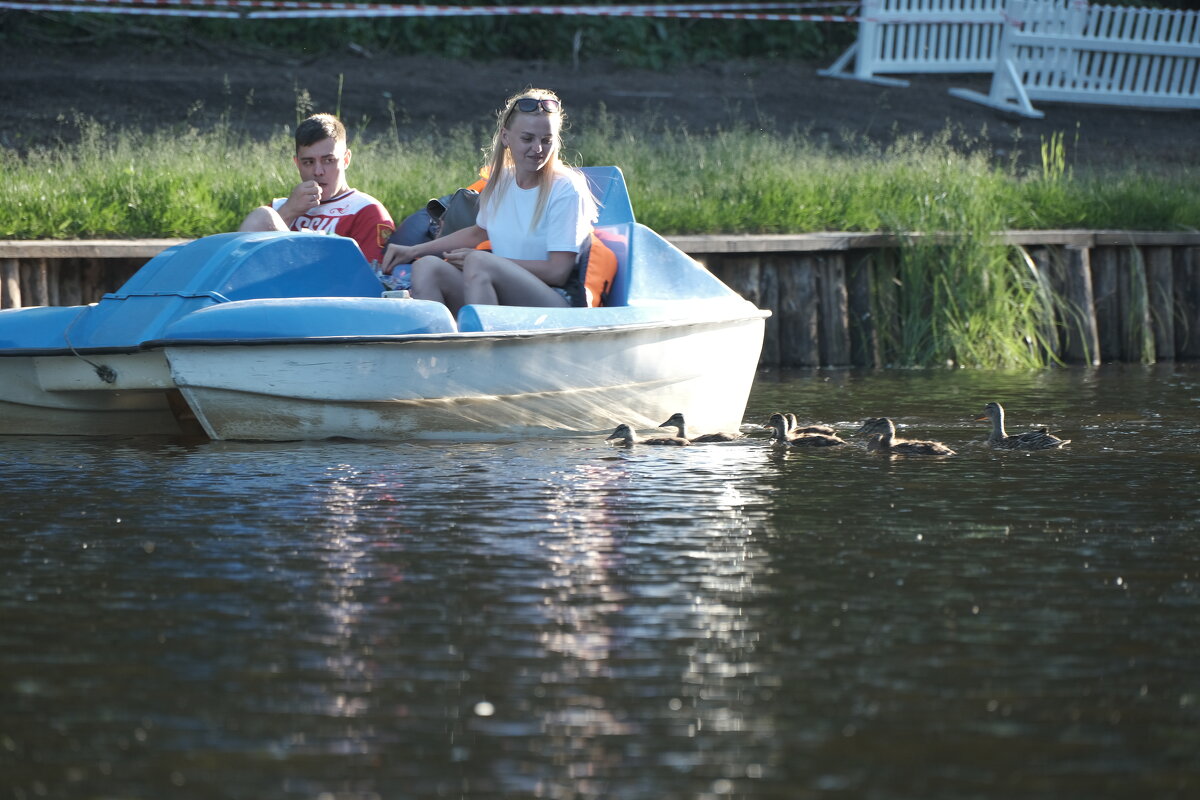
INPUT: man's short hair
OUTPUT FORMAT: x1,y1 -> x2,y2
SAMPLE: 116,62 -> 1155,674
294,113 -> 346,151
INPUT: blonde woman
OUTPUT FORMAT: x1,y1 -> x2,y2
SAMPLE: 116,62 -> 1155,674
380,89 -> 598,315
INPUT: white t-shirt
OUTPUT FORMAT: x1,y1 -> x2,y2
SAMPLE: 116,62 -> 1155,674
477,169 -> 596,261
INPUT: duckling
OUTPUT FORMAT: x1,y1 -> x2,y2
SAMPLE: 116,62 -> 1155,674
765,412 -> 839,439
856,417 -> 956,456
975,401 -> 1069,450
658,412 -> 740,443
785,412 -> 838,437
606,423 -> 690,447
767,412 -> 847,447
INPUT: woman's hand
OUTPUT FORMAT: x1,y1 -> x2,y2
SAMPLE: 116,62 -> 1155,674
380,243 -> 421,274
441,248 -> 475,269
381,227 -> 486,273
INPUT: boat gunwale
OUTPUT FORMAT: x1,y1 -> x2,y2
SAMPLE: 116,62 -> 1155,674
1,307 -> 770,357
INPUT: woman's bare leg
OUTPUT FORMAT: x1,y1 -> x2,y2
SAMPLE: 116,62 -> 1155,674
411,256 -> 467,313
461,251 -> 569,308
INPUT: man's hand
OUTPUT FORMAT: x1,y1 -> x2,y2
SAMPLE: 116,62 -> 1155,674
276,180 -> 322,223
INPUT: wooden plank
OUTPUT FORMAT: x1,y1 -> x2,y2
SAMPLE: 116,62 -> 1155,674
713,255 -> 779,366
1118,246 -> 1154,363
2,233 -> 1200,271
47,258 -> 61,307
1175,246 -> 1200,360
4,233 -> 1200,263
757,258 -> 781,367
0,239 -> 187,259
667,232 -> 900,255
1028,245 -> 1062,363
1091,247 -> 1121,362
873,248 -> 902,366
670,231 -> 1200,257
847,250 -> 880,368
36,259 -> 51,307
1146,246 -> 1175,361
60,258 -> 82,307
816,253 -> 852,366
2,258 -> 20,309
777,255 -> 819,367
1060,245 -> 1100,365
83,258 -> 106,305
20,260 -> 36,309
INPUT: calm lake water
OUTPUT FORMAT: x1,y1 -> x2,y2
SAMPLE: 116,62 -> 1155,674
2,365 -> 1198,800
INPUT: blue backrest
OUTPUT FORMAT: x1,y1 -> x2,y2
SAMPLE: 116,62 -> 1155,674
579,166 -> 635,308
578,167 -> 741,305
581,166 -> 635,228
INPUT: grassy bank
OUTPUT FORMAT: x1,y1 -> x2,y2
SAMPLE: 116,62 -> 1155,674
7,114 -> 1198,240
6,115 -> 1197,369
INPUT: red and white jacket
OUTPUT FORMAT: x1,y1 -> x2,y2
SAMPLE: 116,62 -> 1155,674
273,189 -> 394,265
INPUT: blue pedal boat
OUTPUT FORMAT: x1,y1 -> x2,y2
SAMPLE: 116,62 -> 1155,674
0,167 -> 769,441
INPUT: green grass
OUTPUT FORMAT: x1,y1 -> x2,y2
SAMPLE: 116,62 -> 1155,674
6,113 -> 1196,369
7,111 -> 1198,239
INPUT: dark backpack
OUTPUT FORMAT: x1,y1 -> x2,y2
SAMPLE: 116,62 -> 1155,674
388,187 -> 481,248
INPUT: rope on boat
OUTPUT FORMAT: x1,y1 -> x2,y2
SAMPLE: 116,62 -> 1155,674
63,306 -> 118,384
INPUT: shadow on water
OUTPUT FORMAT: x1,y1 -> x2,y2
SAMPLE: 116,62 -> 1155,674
1,365 -> 1198,798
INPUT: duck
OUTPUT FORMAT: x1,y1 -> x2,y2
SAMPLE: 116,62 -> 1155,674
767,412 -> 847,447
975,401 -> 1070,450
785,412 -> 838,437
605,423 -> 690,446
657,412 -> 740,443
856,417 -> 956,456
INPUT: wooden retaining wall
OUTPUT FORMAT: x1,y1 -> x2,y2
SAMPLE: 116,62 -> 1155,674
676,230 -> 1200,366
3,232 -> 1200,365
0,240 -> 188,312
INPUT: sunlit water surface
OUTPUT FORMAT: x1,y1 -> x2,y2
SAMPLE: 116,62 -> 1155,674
2,365 -> 1198,800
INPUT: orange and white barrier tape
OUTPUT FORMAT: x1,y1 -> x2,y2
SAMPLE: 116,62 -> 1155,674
0,0 -> 1018,24
0,1 -> 864,22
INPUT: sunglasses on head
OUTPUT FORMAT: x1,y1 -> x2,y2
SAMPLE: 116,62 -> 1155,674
513,97 -> 561,114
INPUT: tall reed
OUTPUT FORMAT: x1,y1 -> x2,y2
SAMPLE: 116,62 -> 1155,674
852,136 -> 1056,368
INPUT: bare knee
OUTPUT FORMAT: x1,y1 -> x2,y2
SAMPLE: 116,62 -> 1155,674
238,206 -> 287,233
462,250 -> 491,270
460,251 -> 494,288
412,256 -> 453,286
411,256 -> 465,307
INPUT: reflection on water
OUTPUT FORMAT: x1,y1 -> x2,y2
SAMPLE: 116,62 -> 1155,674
1,365 -> 1198,799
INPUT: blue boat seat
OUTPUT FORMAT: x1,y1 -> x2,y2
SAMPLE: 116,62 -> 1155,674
456,166 -> 744,333
458,166 -> 635,333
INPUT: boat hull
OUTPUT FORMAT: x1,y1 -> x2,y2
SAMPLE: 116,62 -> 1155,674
0,353 -> 187,436
169,312 -> 766,441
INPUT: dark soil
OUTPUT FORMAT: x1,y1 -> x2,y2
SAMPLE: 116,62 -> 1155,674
4,37 -> 1199,172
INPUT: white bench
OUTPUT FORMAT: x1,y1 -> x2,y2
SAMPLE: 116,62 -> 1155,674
820,0 -> 1008,86
950,0 -> 1200,118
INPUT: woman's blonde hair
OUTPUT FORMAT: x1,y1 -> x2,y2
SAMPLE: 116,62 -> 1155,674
479,88 -> 567,232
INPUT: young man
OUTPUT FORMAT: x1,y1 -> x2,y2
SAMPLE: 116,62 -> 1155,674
239,113 -> 394,265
